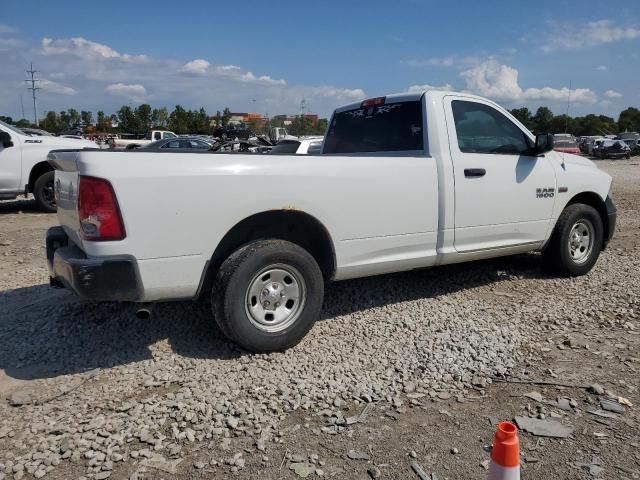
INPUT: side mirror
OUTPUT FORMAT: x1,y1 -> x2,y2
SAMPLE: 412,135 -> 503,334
0,131 -> 14,148
534,133 -> 554,155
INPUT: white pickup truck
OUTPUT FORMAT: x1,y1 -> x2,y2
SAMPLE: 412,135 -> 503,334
111,130 -> 177,150
46,90 -> 616,352
0,120 -> 97,212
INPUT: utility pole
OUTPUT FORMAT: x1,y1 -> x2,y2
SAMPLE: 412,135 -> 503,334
565,80 -> 572,134
25,63 -> 40,126
300,98 -> 307,117
20,94 -> 25,119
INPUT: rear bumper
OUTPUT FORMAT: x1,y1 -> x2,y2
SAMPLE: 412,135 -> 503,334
604,195 -> 616,249
46,226 -> 142,301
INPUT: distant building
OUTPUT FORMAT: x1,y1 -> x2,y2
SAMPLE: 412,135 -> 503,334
273,114 -> 319,126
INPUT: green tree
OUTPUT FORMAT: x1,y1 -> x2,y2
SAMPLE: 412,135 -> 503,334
134,104 -> 153,133
152,107 -> 169,128
67,108 -> 80,127
96,111 -> 109,131
15,118 -> 32,128
221,107 -> 232,127
618,107 -> 640,132
532,106 -> 554,133
509,107 -> 534,130
59,111 -> 71,129
40,111 -> 60,133
117,105 -> 137,133
80,110 -> 93,126
168,105 -> 190,134
0,115 -> 13,124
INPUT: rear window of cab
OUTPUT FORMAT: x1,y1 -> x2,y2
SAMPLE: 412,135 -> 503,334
323,101 -> 424,154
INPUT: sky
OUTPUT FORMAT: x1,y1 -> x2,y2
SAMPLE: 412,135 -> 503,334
0,0 -> 638,121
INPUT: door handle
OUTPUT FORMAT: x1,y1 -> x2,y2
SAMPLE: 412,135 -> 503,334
464,168 -> 486,178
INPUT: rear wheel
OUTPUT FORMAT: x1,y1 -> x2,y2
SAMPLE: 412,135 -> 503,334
212,240 -> 324,352
33,171 -> 56,213
543,203 -> 603,276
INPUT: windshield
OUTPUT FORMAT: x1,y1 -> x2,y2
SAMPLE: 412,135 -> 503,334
0,119 -> 25,136
324,100 -> 424,154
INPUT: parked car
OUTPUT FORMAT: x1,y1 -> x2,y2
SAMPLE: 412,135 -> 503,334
138,137 -> 213,151
269,137 -> 323,155
211,139 -> 272,153
111,130 -> 177,149
622,138 -> 640,155
0,120 -> 97,212
587,137 -> 605,156
46,90 -> 615,352
593,139 -> 631,159
553,136 -> 581,155
21,127 -> 53,137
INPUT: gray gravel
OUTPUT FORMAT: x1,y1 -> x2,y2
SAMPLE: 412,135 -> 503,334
0,159 -> 638,478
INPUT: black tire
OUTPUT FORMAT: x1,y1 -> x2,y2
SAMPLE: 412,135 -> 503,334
626,153 -> 631,159
212,240 -> 324,352
543,203 -> 603,277
33,171 -> 56,213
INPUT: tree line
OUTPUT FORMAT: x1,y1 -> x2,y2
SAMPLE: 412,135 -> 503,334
1,104 -> 328,137
6,104 -> 638,138
508,106 -> 640,136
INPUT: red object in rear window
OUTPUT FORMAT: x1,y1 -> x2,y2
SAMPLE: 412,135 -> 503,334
361,97 -> 385,108
78,176 -> 126,241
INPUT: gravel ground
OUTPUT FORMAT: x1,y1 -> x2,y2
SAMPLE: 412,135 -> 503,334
0,158 -> 638,479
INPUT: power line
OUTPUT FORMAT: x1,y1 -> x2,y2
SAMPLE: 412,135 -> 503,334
25,62 -> 40,126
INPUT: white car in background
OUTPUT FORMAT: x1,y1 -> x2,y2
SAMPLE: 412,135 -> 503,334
0,120 -> 97,212
269,137 -> 323,155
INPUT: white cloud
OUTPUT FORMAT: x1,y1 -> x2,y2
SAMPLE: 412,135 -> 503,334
122,54 -> 149,63
105,83 -> 147,101
0,25 -> 15,34
604,89 -> 622,98
304,86 -> 365,101
542,20 -> 640,51
0,37 -> 23,50
0,35 -> 365,117
42,37 -> 120,59
240,72 -> 286,85
39,79 -> 76,95
405,55 -> 479,68
461,60 -> 596,103
596,65 -> 608,71
180,59 -> 210,76
406,83 -> 453,93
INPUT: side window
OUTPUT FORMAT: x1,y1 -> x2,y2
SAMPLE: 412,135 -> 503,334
161,140 -> 181,149
452,100 -> 531,155
154,132 -> 161,140
190,140 -> 210,149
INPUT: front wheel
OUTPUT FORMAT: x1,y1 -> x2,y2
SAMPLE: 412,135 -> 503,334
33,171 -> 56,213
212,240 -> 324,352
543,203 -> 603,276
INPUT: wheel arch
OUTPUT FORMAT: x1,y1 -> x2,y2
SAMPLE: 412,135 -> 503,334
28,161 -> 54,192
565,191 -> 610,248
197,209 -> 336,299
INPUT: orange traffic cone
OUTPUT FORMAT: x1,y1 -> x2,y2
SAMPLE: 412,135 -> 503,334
487,422 -> 520,480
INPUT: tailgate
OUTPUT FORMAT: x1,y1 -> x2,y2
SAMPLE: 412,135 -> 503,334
48,151 -> 83,248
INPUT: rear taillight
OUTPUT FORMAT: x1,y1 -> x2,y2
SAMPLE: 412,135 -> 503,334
78,176 -> 126,241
